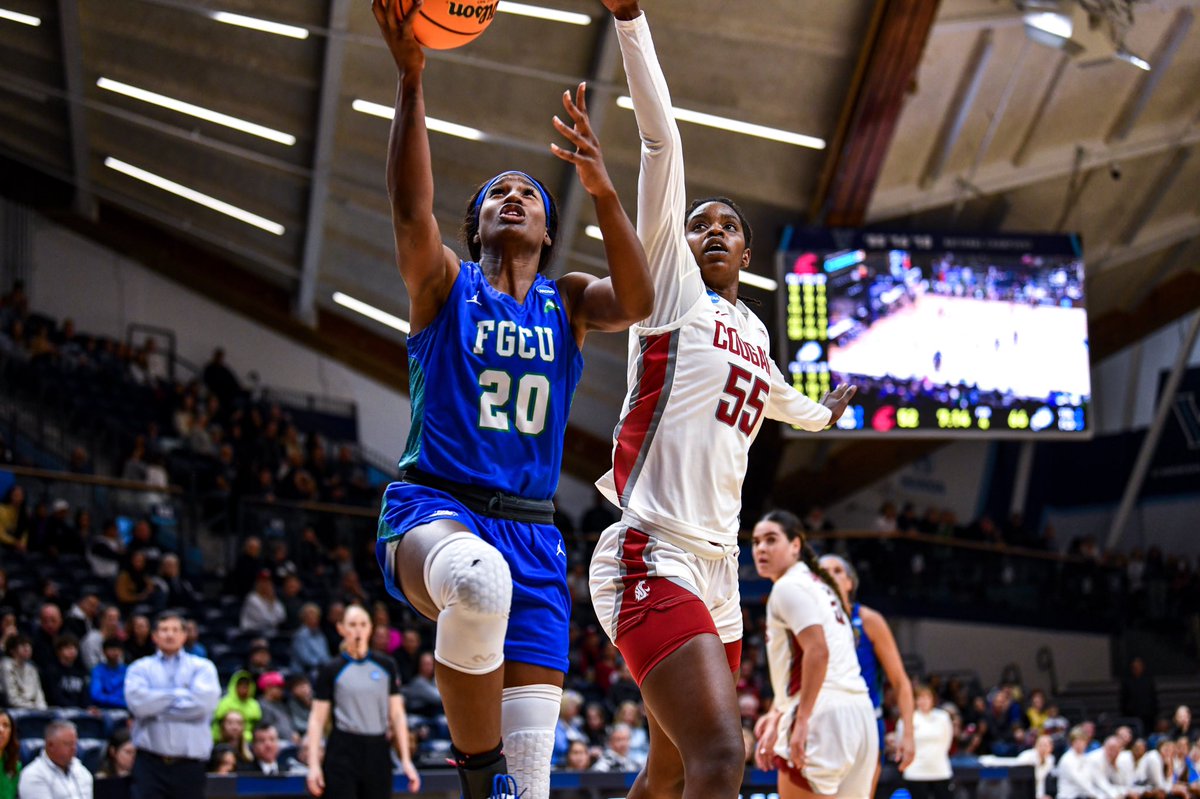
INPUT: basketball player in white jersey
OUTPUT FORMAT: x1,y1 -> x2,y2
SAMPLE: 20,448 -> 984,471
752,511 -> 878,799
589,3 -> 856,797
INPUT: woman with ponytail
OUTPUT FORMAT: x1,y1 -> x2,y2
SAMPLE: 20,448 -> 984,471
751,511 -> 877,799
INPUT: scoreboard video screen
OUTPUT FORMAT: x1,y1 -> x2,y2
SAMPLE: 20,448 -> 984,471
777,229 -> 1091,437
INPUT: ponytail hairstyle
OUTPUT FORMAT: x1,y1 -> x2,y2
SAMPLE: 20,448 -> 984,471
759,510 -> 852,624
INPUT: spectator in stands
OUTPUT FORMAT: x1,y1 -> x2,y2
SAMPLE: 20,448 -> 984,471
278,575 -> 304,630
0,710 -> 17,799
239,722 -> 303,776
127,519 -> 163,573
290,603 -> 330,676
0,573 -> 9,614
392,627 -> 422,683
45,498 -> 84,557
81,605 -> 122,669
96,728 -> 136,779
403,651 -> 443,717
1172,706 -> 1198,744
0,611 -> 13,656
1026,688 -> 1050,733
256,672 -> 295,743
613,701 -> 649,766
215,712 -> 253,766
1,633 -> 46,705
184,620 -> 208,659
984,686 -> 1024,755
65,593 -> 99,640
591,724 -> 641,772
1137,739 -> 1184,797
86,519 -> 123,579
875,501 -> 899,532
90,637 -> 128,709
44,634 -> 90,708
581,702 -> 608,751
1084,735 -> 1139,798
294,526 -> 328,580
552,689 -> 586,767
125,612 -> 221,799
227,537 -> 265,598
203,348 -> 241,410
369,601 -> 400,654
125,614 -> 156,662
1058,726 -> 1098,799
321,601 -> 344,654
1122,657 -> 1159,736
1015,733 -> 1057,799
208,744 -> 237,774
214,671 -> 262,744
155,554 -> 200,609
17,719 -> 92,799
902,685 -> 955,799
117,552 -> 159,613
287,675 -> 313,740
31,601 -> 64,670
0,485 -> 29,552
564,740 -> 593,771
240,571 -> 286,634
579,488 -> 618,534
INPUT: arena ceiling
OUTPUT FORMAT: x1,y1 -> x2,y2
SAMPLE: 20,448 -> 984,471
2,0 -> 1199,503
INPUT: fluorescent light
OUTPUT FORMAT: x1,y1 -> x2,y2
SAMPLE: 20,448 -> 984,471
104,157 -> 286,235
210,11 -> 309,39
97,78 -> 296,145
616,96 -> 825,150
497,1 -> 591,25
332,292 -> 410,334
352,99 -> 485,141
0,8 -> 40,25
585,225 -> 603,240
1116,50 -> 1151,71
1023,11 -> 1072,39
739,272 -> 778,291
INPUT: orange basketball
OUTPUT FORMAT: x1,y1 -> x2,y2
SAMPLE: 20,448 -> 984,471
401,0 -> 499,50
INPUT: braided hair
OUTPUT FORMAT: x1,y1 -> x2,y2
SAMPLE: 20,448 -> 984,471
760,510 -> 852,623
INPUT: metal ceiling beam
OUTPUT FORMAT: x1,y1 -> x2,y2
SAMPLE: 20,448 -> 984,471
810,0 -> 943,226
1091,216 -> 1200,272
551,18 -> 621,274
295,0 -> 351,326
1117,146 -> 1192,246
869,125 -> 1200,221
1106,8 -> 1194,144
921,29 -> 994,189
1012,51 -> 1070,167
56,0 -> 95,219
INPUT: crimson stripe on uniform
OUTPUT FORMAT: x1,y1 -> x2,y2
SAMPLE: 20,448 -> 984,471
787,632 -> 805,698
612,331 -> 677,503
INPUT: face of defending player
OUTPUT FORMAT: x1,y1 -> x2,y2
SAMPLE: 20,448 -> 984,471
819,555 -> 854,606
685,202 -> 751,295
752,520 -> 801,582
475,174 -> 552,264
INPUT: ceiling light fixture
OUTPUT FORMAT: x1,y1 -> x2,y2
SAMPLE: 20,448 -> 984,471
739,272 -> 778,291
104,156 -> 286,235
97,77 -> 297,145
210,11 -> 309,39
1019,1 -> 1151,71
497,1 -> 591,25
332,292 -> 410,334
1115,49 -> 1151,71
352,99 -> 485,141
616,96 -> 825,150
0,7 -> 40,25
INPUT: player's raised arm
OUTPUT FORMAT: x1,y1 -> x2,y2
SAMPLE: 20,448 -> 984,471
604,1 -> 701,324
553,83 -> 654,340
373,0 -> 460,333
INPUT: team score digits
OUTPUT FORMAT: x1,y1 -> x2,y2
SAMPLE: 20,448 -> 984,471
478,370 -> 551,435
936,408 -> 973,429
715,363 -> 770,435
896,407 -> 920,429
1007,409 -> 1030,429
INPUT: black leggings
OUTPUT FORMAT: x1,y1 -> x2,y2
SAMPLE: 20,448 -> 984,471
324,731 -> 393,799
906,778 -> 954,799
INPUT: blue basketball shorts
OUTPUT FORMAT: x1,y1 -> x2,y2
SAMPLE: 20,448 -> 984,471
375,480 -> 570,673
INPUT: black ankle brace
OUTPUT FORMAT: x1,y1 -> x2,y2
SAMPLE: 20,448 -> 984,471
451,742 -> 509,798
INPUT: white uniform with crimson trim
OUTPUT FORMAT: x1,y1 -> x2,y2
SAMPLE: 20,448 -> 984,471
587,11 -> 832,685
766,561 -> 877,798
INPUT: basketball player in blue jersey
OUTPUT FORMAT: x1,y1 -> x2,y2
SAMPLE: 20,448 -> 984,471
369,2 -> 654,798
820,555 -> 916,792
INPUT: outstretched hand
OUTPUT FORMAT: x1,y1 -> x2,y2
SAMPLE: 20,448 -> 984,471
599,0 -> 642,21
819,383 -> 857,427
551,83 -> 616,199
372,0 -> 425,75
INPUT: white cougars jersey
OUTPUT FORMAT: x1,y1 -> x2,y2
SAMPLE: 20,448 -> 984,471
596,14 -> 831,549
766,561 -> 868,715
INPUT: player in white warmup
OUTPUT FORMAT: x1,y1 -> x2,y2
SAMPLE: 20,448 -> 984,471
589,4 -> 856,798
753,511 -> 878,799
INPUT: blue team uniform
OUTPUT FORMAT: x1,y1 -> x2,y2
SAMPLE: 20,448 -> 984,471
376,261 -> 583,672
852,602 -> 887,758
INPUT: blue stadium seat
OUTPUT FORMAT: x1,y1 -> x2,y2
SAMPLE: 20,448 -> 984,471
78,738 -> 106,773
61,711 -> 108,740
12,710 -> 58,740
19,738 -> 43,766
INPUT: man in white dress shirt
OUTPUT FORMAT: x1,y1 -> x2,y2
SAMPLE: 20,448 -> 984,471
17,720 -> 93,799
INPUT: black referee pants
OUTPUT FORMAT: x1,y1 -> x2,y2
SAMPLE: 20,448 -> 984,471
131,751 -> 207,799
325,730 -> 393,799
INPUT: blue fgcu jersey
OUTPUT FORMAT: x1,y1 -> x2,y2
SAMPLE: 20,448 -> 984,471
400,261 -> 583,500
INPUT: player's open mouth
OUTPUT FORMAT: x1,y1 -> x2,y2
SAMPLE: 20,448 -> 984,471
499,204 -> 525,221
704,241 -> 728,254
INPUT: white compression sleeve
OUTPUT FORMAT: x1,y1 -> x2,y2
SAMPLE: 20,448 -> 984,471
501,684 -> 562,799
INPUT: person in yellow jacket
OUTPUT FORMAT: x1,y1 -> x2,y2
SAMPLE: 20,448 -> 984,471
212,670 -> 262,742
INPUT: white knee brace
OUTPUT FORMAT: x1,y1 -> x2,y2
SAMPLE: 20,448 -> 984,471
502,684 -> 562,799
424,532 -> 512,675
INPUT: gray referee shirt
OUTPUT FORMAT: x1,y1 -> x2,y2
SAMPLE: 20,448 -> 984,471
314,651 -> 400,735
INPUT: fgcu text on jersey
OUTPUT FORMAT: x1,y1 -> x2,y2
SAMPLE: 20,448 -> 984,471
400,262 -> 583,500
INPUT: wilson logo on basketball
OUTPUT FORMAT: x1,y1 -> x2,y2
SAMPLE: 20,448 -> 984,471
447,1 -> 497,24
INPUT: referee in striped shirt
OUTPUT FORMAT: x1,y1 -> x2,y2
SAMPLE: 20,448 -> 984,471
305,604 -> 420,798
